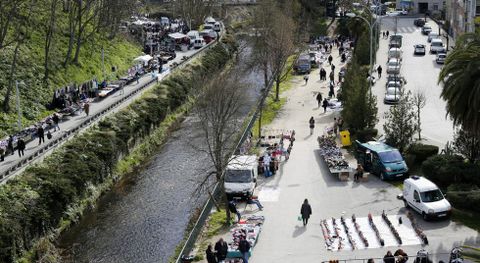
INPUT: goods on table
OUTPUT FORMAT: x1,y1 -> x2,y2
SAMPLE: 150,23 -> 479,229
317,136 -> 351,179
226,215 -> 264,258
368,213 -> 385,246
407,211 -> 429,245
352,214 -> 369,247
340,216 -> 357,250
382,211 -> 402,245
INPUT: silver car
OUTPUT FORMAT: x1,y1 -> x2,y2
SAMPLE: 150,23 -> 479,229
436,53 -> 447,64
384,87 -> 402,104
386,58 -> 401,74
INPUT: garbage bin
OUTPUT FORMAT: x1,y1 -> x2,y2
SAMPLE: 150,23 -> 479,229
340,130 -> 351,146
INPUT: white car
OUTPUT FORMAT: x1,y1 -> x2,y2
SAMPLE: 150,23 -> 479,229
403,176 -> 452,220
430,39 -> 445,53
384,87 -> 402,104
422,24 -> 432,35
386,58 -> 401,74
386,80 -> 402,89
427,32 -> 439,42
436,53 -> 447,64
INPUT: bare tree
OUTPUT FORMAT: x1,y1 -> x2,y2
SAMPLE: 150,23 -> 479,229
194,73 -> 248,222
173,0 -> 217,30
412,90 -> 426,140
43,0 -> 59,84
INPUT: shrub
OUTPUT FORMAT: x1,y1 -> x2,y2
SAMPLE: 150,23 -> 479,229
422,154 -> 469,188
354,128 -> 378,143
408,143 -> 439,164
447,184 -> 480,213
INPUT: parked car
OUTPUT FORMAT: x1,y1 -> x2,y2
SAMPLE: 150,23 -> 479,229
436,52 -> 447,64
213,22 -> 221,32
384,87 -> 402,104
386,74 -> 407,85
396,8 -> 408,15
386,80 -> 402,89
422,24 -> 432,35
193,38 -> 205,49
386,58 -> 401,74
414,44 -> 426,55
427,32 -> 439,42
355,141 -> 409,180
430,39 -> 444,53
414,18 -> 426,27
388,47 -> 403,60
389,34 -> 403,48
403,176 -> 452,220
293,54 -> 311,74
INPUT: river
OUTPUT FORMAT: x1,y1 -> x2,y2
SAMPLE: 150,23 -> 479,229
58,44 -> 262,263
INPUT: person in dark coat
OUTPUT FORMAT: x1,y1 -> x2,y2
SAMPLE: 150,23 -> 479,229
84,102 -> 90,116
320,68 -> 327,81
316,92 -> 322,107
37,125 -> 45,145
52,113 -> 60,131
228,200 -> 241,222
300,198 -> 312,226
309,117 -> 315,135
17,138 -> 25,157
377,65 -> 383,78
329,71 -> 335,82
7,135 -> 14,155
214,238 -> 228,262
238,236 -> 251,263
331,64 -> 336,74
394,249 -> 409,263
384,251 -> 396,263
322,98 -> 329,113
328,55 -> 333,65
205,244 -> 217,263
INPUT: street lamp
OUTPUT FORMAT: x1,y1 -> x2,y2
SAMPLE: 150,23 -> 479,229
15,80 -> 26,131
346,12 -> 380,94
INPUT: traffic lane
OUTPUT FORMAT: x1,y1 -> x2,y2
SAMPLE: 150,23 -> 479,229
374,17 -> 453,148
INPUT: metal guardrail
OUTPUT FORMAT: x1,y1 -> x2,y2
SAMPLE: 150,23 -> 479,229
0,39 -> 218,183
320,252 -> 455,263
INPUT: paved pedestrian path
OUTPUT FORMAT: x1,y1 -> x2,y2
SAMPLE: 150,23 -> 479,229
248,45 -> 478,263
0,46 -> 207,182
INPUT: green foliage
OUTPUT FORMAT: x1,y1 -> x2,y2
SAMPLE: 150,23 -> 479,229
355,33 -> 371,66
383,91 -> 417,153
421,154 -> 480,188
407,143 -> 439,164
0,43 -> 233,262
341,62 -> 378,132
448,184 -> 480,213
452,127 -> 480,163
355,128 -> 378,142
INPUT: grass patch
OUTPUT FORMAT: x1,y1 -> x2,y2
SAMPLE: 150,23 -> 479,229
462,245 -> 480,262
452,208 -> 480,233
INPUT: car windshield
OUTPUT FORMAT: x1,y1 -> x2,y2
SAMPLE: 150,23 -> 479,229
420,189 -> 444,202
432,42 -> 443,46
388,61 -> 399,66
225,170 -> 252,183
387,88 -> 400,95
378,150 -> 403,163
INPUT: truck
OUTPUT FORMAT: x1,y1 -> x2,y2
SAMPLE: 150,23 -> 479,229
389,34 -> 403,48
224,155 -> 258,199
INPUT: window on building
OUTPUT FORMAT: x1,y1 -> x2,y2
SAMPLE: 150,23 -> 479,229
433,3 -> 439,10
476,5 -> 480,15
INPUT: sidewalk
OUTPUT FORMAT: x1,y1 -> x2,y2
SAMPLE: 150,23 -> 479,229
0,46 -> 206,182
248,45 -> 478,262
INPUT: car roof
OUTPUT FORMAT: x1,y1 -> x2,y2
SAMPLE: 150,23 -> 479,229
404,176 -> 439,191
386,87 -> 400,93
359,141 -> 397,153
431,39 -> 443,43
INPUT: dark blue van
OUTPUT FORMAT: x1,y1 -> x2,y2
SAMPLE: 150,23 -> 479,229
294,54 -> 311,74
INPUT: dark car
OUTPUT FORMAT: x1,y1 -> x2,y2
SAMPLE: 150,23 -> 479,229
414,19 -> 425,27
414,44 -> 426,55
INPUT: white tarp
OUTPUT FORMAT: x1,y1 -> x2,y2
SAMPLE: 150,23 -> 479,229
323,215 -> 422,251
133,55 -> 153,66
168,32 -> 187,40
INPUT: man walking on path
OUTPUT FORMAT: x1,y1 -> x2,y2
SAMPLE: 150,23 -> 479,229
303,74 -> 309,85
238,236 -> 251,263
316,92 -> 322,107
320,67 -> 326,81
328,55 -> 333,65
377,65 -> 383,78
84,102 -> 90,116
331,64 -> 336,74
52,113 -> 60,131
300,199 -> 312,226
17,138 -> 25,157
7,136 -> 14,155
322,98 -> 329,113
37,125 -> 45,145
214,238 -> 228,262
309,116 -> 315,135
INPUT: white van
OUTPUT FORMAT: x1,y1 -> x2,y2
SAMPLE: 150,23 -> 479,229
193,38 -> 205,49
187,30 -> 200,44
403,176 -> 452,220
224,155 -> 258,199
388,47 -> 403,60
203,23 -> 214,31
430,39 -> 445,53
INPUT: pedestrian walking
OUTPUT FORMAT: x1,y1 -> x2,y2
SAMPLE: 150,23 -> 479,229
328,55 -> 333,65
246,196 -> 263,210
333,117 -> 339,135
320,68 -> 327,81
47,130 -> 52,140
377,65 -> 383,78
52,113 -> 60,131
386,30 -> 390,38
383,31 -> 386,39
303,74 -> 309,85
205,244 -> 217,263
37,125 -> 45,145
263,152 -> 271,177
331,64 -> 336,74
300,199 -> 312,226
329,82 -> 335,98
135,72 -> 140,84
0,146 -> 5,162
322,98 -> 328,113
228,200 -> 241,222
309,116 -> 315,135
215,238 -> 228,262
329,71 -> 335,82
17,138 -> 25,157
7,135 -> 14,155
84,102 -> 90,116
316,92 -> 323,107
238,236 -> 251,263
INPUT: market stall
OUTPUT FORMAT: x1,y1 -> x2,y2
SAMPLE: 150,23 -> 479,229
226,215 -> 265,259
317,136 -> 351,180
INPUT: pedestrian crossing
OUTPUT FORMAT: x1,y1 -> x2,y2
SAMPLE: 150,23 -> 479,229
382,25 -> 419,34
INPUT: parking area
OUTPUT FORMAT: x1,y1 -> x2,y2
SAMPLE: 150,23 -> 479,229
373,17 -> 454,148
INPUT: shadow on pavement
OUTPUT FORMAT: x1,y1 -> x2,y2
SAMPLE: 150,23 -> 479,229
292,225 -> 307,238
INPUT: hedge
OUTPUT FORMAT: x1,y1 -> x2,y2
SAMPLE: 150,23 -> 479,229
422,154 -> 480,188
447,184 -> 480,213
407,143 -> 439,164
0,41 -> 235,262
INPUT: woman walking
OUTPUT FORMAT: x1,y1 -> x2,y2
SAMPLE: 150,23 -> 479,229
300,199 -> 312,226
309,116 -> 315,135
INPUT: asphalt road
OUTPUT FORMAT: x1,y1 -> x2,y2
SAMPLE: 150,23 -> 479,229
373,17 -> 455,149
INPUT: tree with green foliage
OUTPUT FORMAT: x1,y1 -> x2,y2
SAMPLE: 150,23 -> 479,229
439,33 -> 480,135
341,62 -> 378,132
453,126 -> 480,163
383,91 -> 417,152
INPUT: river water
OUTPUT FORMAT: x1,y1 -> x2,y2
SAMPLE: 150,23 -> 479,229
58,45 -> 262,263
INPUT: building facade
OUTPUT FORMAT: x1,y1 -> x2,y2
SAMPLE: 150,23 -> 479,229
446,0 -> 479,38
398,0 -> 444,14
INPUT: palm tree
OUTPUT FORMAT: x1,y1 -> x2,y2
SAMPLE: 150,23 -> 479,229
438,33 -> 480,134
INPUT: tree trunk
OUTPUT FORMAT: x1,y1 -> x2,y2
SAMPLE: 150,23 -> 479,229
64,6 -> 76,66
44,0 -> 58,84
275,75 -> 280,101
73,0 -> 83,64
3,42 -> 21,113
